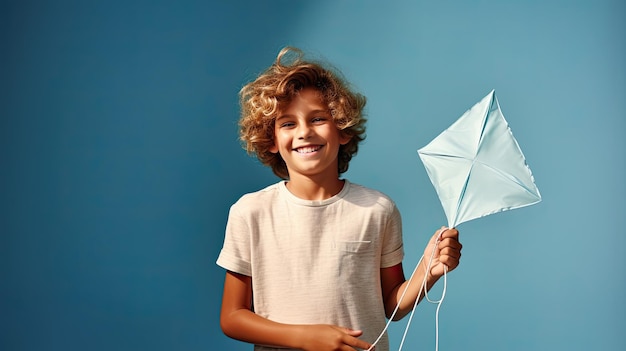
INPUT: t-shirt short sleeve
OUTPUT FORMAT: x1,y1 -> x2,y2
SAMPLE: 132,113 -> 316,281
216,204 -> 252,276
380,203 -> 404,268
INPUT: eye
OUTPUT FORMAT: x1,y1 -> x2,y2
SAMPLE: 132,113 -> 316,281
311,116 -> 328,124
279,121 -> 296,128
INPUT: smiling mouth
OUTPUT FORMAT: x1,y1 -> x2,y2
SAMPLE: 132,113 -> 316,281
294,145 -> 322,154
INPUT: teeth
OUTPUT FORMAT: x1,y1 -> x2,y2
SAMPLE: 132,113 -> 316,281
296,146 -> 320,153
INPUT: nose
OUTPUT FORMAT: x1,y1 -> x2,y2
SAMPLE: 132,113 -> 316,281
297,123 -> 312,140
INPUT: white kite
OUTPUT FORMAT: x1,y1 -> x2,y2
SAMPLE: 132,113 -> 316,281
418,89 -> 541,229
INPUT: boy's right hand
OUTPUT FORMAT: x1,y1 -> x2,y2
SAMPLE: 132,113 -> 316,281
297,324 -> 374,351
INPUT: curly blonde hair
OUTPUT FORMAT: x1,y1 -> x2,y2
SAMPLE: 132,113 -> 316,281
238,47 -> 367,179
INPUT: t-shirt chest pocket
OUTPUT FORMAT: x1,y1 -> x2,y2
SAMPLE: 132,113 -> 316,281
337,240 -> 372,253
335,240 -> 375,276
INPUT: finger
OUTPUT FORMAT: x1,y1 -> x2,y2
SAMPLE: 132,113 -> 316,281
438,250 -> 461,269
429,227 -> 448,246
343,335 -> 373,351
438,246 -> 462,258
439,254 -> 460,268
438,238 -> 462,252
440,227 -> 459,240
336,327 -> 363,337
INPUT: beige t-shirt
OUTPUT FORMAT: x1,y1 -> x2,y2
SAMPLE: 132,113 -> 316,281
217,180 -> 404,351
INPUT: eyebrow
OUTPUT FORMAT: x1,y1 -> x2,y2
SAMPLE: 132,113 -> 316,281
276,109 -> 330,121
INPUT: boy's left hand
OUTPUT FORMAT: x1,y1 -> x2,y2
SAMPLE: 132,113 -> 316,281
423,227 -> 462,278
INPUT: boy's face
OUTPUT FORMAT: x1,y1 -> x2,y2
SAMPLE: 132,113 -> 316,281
270,87 -> 351,180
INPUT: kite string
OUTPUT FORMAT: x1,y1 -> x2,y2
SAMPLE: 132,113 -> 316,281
366,255 -> 425,351
432,266 -> 447,351
398,227 -> 448,351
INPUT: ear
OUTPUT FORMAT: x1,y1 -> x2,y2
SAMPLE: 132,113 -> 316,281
339,131 -> 352,145
269,142 -> 279,153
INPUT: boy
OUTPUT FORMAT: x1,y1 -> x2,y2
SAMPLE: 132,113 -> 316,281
217,47 -> 462,351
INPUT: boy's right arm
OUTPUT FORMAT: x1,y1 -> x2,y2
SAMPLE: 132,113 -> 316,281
220,271 -> 374,351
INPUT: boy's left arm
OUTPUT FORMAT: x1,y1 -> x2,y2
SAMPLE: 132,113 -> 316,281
380,227 -> 462,321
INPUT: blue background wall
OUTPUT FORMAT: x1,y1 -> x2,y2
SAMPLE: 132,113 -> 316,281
2,1 -> 624,350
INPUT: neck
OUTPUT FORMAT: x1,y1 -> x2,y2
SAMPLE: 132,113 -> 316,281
284,173 -> 345,201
